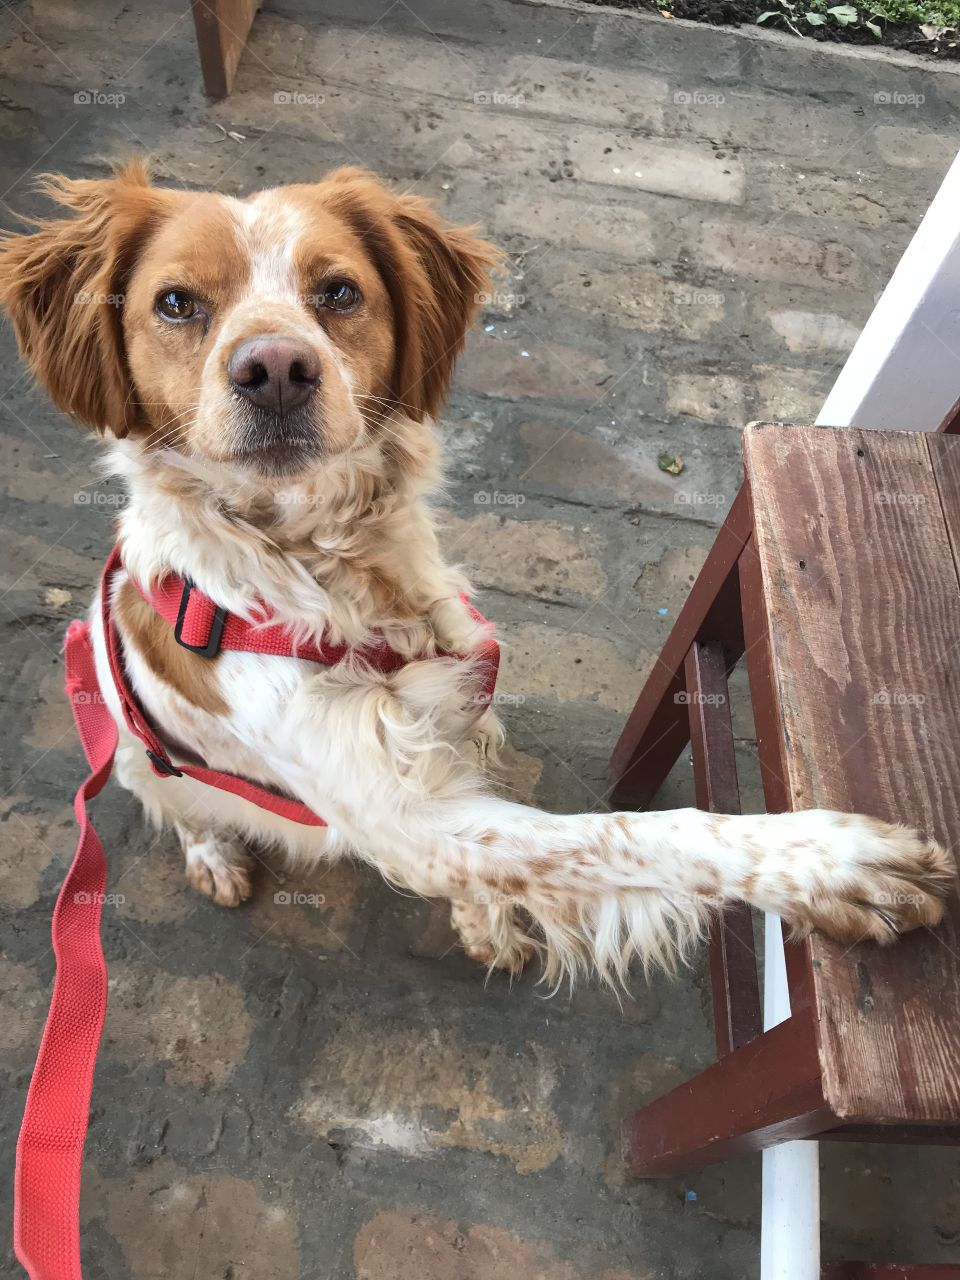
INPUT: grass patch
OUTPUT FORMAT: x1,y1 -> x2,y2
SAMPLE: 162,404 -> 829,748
760,0 -> 959,38
859,0 -> 960,22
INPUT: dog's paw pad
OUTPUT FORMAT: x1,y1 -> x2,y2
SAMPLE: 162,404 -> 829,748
183,835 -> 253,908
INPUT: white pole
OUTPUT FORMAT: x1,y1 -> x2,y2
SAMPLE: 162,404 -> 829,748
818,149 -> 960,432
760,916 -> 820,1280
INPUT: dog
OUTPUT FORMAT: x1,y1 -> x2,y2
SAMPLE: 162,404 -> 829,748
0,161 -> 951,986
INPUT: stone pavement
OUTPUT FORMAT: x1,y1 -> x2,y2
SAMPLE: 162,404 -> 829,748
1,1 -> 959,1276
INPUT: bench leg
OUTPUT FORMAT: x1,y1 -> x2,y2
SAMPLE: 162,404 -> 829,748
608,485 -> 752,810
192,0 -> 261,98
685,639 -> 762,1057
822,1267 -> 960,1278
621,1008 -> 831,1177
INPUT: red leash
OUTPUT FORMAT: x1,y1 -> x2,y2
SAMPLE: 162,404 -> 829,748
14,553 -> 499,1279
14,620 -> 112,1280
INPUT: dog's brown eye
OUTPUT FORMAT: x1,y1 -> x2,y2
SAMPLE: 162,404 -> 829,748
320,280 -> 360,312
156,289 -> 197,321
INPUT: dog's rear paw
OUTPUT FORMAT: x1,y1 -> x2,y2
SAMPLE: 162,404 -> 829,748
451,898 -> 536,975
776,813 -> 953,945
464,937 -> 537,975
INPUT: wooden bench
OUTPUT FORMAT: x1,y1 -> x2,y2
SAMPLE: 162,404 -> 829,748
192,0 -> 261,98
609,423 -> 960,1273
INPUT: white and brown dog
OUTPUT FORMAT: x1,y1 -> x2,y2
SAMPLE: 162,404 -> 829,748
0,162 -> 950,985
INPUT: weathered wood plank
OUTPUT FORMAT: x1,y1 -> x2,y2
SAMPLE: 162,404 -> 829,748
192,0 -> 261,99
743,423 -> 960,1125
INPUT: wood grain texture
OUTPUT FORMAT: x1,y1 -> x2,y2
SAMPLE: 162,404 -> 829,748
685,641 -> 762,1057
743,423 -> 960,1125
739,529 -> 817,1011
192,0 -> 261,98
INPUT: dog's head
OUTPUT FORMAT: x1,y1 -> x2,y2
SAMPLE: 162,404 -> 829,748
0,161 -> 499,477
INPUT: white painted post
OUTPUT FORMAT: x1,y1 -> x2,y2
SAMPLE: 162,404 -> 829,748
818,149 -> 960,432
760,915 -> 820,1280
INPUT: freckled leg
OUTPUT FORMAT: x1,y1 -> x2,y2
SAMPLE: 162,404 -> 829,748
285,667 -> 953,985
450,897 -> 537,974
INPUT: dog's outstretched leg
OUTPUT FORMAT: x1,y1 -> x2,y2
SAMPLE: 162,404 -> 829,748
284,666 -> 953,986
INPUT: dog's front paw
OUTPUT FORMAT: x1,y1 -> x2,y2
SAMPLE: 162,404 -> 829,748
181,831 -> 254,908
429,596 -> 489,655
765,811 -> 953,945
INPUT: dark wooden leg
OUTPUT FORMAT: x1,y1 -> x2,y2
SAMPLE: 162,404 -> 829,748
819,1122 -> 960,1145
938,395 -> 960,433
823,1267 -> 960,1278
192,0 -> 261,98
621,1005 -> 831,1176
608,485 -> 752,810
738,531 -> 816,1010
685,641 -> 761,1057
620,529 -> 826,1180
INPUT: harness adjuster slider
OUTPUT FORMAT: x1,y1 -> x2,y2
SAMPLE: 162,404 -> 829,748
146,751 -> 184,778
174,578 -> 228,657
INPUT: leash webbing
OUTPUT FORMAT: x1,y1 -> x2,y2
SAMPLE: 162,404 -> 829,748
14,621 -> 112,1280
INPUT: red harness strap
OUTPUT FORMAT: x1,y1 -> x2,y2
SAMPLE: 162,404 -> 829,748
15,549 -> 499,1280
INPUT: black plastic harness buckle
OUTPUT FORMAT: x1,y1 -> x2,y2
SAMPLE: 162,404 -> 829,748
173,578 -> 228,657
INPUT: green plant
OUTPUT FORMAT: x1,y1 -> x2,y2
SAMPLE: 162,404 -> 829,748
757,0 -> 884,34
858,0 -> 960,22
758,0 -> 960,31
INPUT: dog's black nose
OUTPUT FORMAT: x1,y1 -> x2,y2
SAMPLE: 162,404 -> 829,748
227,335 -> 321,415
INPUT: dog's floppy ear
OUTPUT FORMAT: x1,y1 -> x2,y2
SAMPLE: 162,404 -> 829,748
0,159 -> 168,436
324,168 -> 502,422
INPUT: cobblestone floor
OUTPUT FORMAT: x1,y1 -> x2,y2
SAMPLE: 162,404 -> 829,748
1,1 -> 959,1276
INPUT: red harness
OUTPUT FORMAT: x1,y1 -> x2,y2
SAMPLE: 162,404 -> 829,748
14,548 -> 499,1280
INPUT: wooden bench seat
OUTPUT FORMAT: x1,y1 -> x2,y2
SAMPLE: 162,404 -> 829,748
609,424 -> 960,1194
